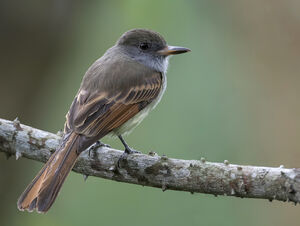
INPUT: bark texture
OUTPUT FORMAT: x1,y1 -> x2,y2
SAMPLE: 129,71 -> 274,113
0,118 -> 299,204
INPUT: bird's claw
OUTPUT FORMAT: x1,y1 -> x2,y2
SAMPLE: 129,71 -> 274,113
88,141 -> 111,157
117,147 -> 141,168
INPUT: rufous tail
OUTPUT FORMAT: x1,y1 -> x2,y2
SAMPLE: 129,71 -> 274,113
17,132 -> 80,213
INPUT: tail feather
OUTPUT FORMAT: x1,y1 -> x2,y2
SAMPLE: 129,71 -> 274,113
17,133 -> 80,213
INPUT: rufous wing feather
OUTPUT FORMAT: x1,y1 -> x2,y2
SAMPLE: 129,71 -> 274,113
67,72 -> 163,139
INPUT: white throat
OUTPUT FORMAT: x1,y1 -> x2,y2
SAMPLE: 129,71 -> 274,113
145,56 -> 169,74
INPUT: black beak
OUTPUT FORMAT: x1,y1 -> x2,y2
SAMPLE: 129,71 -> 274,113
157,45 -> 191,56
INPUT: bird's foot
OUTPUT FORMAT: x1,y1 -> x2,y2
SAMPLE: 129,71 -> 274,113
124,146 -> 140,154
88,141 -> 111,157
117,146 -> 141,168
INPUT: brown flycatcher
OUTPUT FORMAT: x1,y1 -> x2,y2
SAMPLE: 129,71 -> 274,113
17,29 -> 190,213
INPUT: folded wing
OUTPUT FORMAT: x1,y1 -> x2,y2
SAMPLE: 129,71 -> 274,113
65,72 -> 162,140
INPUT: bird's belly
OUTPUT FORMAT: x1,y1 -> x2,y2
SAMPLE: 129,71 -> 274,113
112,105 -> 152,136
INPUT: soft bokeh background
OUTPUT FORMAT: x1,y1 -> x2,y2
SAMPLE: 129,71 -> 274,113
1,0 -> 299,225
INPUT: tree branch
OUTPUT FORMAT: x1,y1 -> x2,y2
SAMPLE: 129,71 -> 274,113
0,118 -> 299,205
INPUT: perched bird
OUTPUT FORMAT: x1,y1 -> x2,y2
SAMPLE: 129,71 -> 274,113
17,28 -> 190,213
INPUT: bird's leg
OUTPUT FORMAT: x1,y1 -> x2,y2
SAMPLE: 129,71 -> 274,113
118,135 -> 140,154
88,140 -> 111,157
117,135 -> 140,167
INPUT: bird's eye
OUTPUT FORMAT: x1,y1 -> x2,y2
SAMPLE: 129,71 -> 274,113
139,42 -> 150,50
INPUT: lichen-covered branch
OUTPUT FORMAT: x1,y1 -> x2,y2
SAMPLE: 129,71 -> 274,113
0,118 -> 299,205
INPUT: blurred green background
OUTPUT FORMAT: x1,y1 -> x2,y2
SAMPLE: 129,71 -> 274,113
1,0 -> 299,225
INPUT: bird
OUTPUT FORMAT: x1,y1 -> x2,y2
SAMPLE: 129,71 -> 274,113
17,28 -> 190,213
